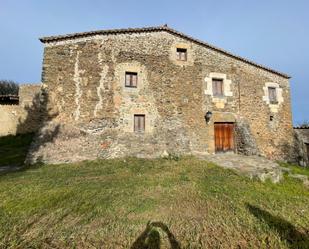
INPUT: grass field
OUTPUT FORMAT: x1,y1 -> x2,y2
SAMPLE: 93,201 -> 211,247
0,135 -> 309,248
280,161 -> 309,178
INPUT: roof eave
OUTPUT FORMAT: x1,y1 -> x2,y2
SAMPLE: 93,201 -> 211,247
39,26 -> 165,43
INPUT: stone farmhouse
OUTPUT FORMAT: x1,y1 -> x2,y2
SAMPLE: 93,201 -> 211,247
22,25 -> 294,164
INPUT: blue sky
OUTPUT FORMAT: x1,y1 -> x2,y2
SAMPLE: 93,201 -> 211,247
1,0 -> 308,124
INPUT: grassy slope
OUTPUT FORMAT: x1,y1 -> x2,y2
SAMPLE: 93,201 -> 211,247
280,161 -> 309,177
0,157 -> 308,249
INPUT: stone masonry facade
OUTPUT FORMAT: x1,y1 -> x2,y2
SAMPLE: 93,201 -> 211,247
26,26 -> 294,164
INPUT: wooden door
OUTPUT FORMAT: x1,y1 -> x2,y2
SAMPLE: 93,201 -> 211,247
214,123 -> 235,153
306,143 -> 309,161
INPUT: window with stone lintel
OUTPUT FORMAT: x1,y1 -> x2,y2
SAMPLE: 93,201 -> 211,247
125,72 -> 138,88
134,114 -> 145,132
212,78 -> 224,97
176,48 -> 187,61
268,87 -> 278,104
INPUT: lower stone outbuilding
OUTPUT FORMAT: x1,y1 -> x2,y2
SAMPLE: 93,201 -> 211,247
0,84 -> 42,136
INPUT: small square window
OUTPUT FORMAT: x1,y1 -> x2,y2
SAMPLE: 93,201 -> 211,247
268,87 -> 278,104
212,78 -> 224,96
134,114 -> 145,132
125,72 -> 138,87
176,48 -> 187,61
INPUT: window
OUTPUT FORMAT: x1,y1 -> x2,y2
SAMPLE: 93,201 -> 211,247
212,78 -> 224,96
270,115 -> 274,121
268,87 -> 277,104
125,72 -> 138,87
176,48 -> 187,61
134,114 -> 145,132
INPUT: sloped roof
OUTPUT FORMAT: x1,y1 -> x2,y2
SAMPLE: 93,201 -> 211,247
39,25 -> 290,79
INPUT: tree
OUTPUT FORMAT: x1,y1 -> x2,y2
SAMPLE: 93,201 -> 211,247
0,80 -> 19,96
297,120 -> 309,128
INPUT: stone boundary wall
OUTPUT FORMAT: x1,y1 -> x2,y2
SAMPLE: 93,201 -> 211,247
294,128 -> 309,166
0,84 -> 42,136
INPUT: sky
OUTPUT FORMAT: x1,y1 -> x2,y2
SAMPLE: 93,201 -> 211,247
0,0 -> 308,124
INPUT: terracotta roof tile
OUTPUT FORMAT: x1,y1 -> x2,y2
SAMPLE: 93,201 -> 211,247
39,25 -> 290,79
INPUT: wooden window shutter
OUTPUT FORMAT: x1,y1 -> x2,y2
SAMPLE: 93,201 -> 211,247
176,50 -> 180,60
212,79 -> 217,96
134,115 -> 138,132
134,115 -> 145,132
181,51 -> 186,61
141,116 -> 145,131
132,74 -> 137,87
213,81 -> 218,95
268,87 -> 277,103
220,81 -> 223,95
125,73 -> 131,86
125,72 -> 138,87
212,79 -> 224,96
176,48 -> 187,61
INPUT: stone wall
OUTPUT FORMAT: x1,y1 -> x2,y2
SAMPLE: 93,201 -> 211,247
0,84 -> 42,136
27,30 -> 294,164
235,118 -> 260,156
294,128 -> 309,166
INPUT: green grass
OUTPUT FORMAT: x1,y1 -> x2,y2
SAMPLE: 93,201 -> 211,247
280,161 -> 309,177
0,133 -> 33,167
0,157 -> 308,248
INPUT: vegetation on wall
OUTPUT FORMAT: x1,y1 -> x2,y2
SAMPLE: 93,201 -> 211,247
0,80 -> 19,96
